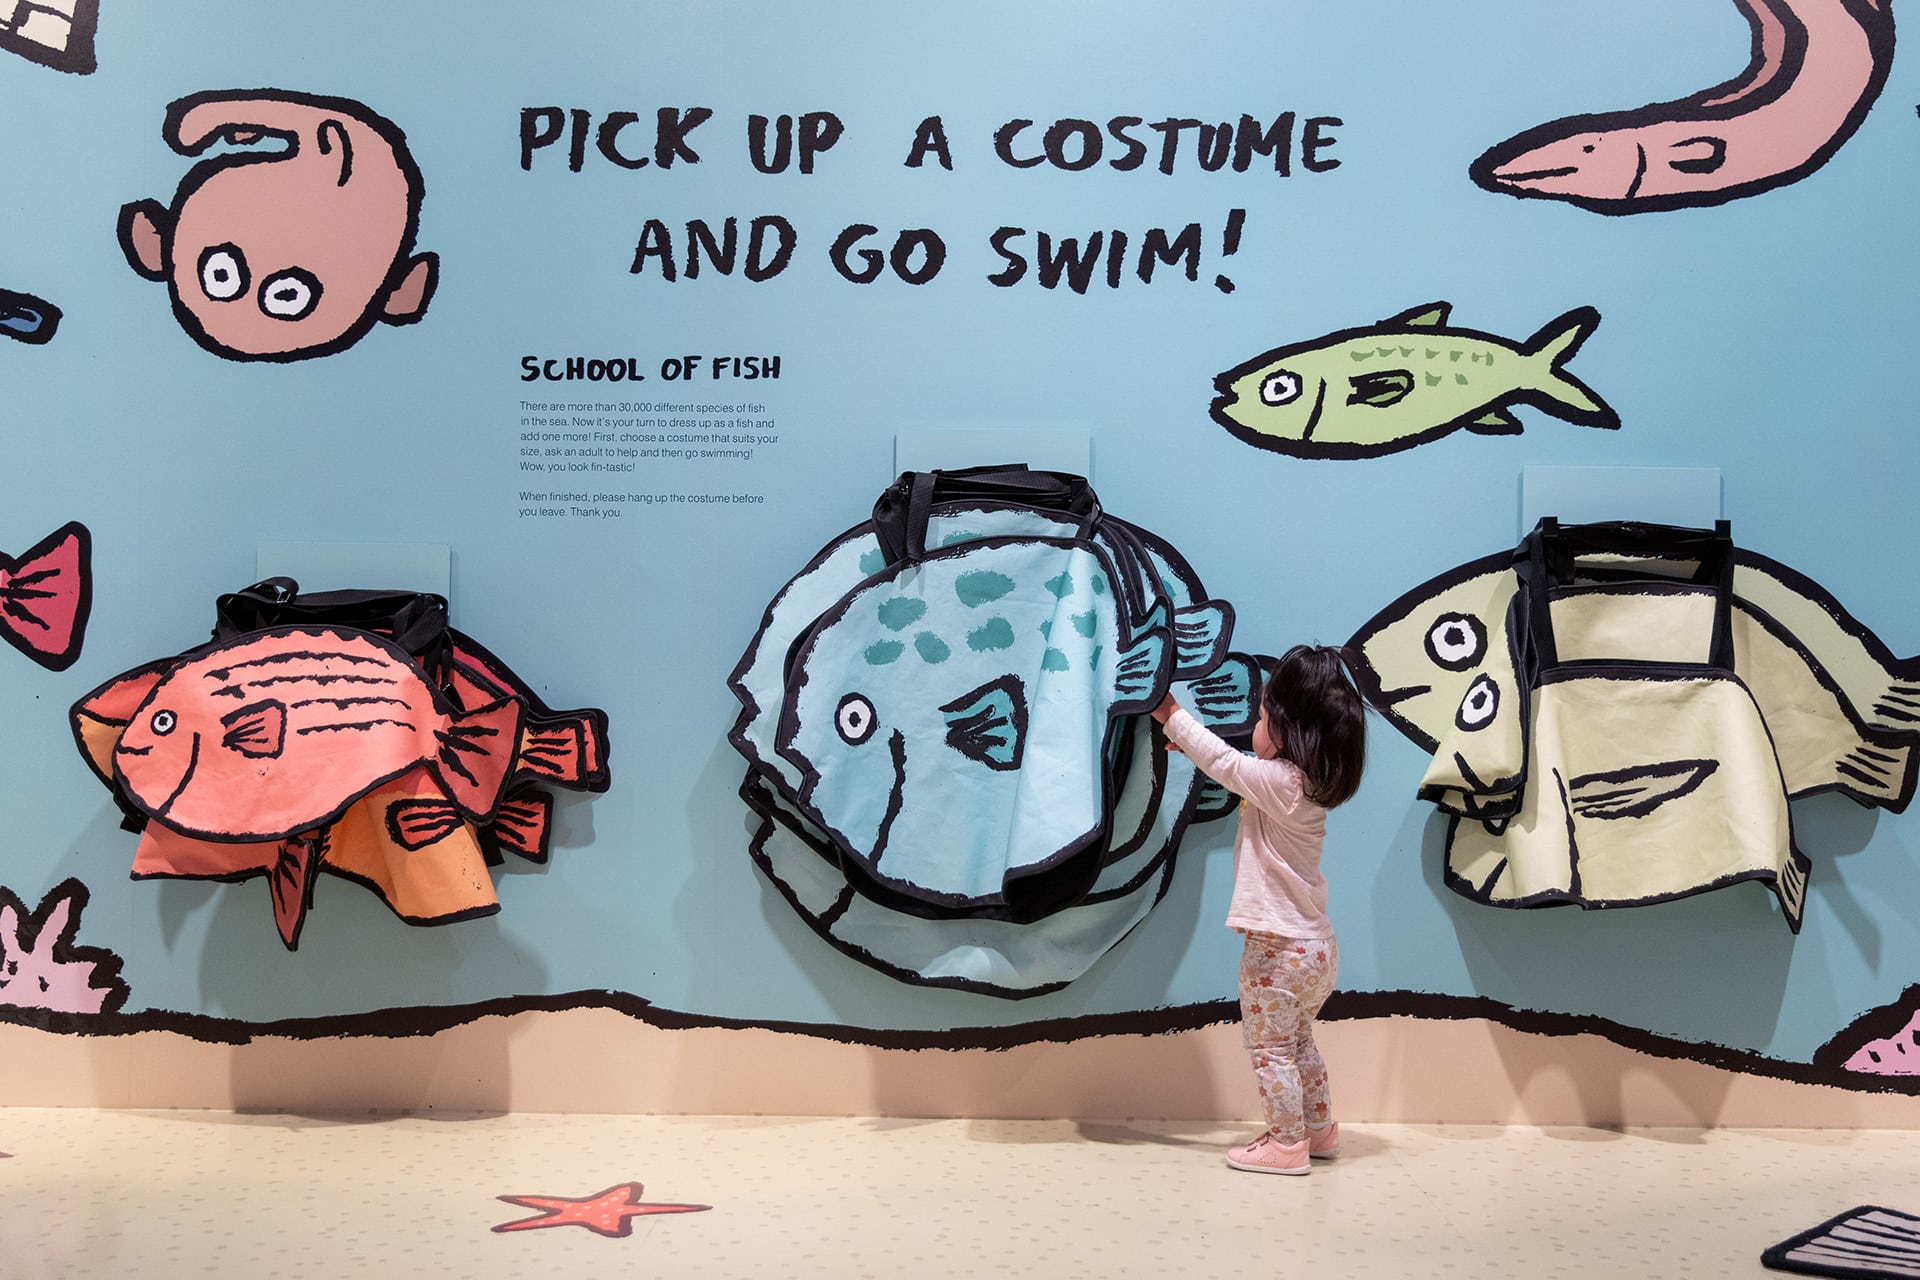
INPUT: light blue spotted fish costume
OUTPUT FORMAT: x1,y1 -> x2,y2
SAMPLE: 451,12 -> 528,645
730,467 -> 1263,996
777,536 -> 1226,916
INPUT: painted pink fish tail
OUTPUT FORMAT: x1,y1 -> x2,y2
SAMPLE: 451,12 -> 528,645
0,522 -> 91,669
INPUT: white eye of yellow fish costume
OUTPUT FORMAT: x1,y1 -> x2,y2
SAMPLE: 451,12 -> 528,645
1348,519 -> 1920,933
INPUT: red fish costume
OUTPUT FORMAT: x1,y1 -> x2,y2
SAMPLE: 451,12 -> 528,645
72,613 -> 611,949
112,626 -> 522,840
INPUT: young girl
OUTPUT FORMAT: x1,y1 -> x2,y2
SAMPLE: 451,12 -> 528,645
1152,644 -> 1367,1176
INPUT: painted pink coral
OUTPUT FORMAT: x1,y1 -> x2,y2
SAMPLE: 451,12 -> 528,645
0,879 -> 129,1016
1843,1011 -> 1920,1076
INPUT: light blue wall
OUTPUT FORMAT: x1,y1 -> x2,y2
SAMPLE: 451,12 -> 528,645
3,0 -> 1914,1069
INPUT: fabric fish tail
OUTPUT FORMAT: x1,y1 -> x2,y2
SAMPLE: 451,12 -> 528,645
1833,741 -> 1917,811
1180,653 -> 1264,821
384,798 -> 469,851
480,789 -> 554,865
1866,677 -> 1920,733
1170,599 -> 1234,681
1110,614 -> 1173,715
269,831 -> 327,949
430,697 -> 523,821
1520,306 -> 1618,428
513,711 -> 609,789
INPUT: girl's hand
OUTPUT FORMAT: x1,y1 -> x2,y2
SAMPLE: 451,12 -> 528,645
1149,695 -> 1180,725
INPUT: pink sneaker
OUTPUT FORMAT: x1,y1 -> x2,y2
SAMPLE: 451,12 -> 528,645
1307,1122 -> 1340,1159
1225,1132 -> 1310,1175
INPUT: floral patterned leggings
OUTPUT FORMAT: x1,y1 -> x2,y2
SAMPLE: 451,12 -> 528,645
1239,930 -> 1338,1144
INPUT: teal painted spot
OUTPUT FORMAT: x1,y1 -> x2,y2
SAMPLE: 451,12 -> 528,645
1042,647 -> 1070,672
940,528 -> 982,547
955,570 -> 1016,607
1044,570 -> 1073,599
864,640 -> 905,665
1072,609 -> 1099,639
1038,619 -> 1053,639
877,597 -> 927,632
858,547 -> 886,575
967,617 -> 1015,652
1092,573 -> 1108,596
914,632 -> 951,664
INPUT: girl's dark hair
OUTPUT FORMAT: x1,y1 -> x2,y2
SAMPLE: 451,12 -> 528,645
1262,643 -> 1368,808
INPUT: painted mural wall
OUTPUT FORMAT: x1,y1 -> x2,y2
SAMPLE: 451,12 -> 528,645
2,0 -> 1917,1097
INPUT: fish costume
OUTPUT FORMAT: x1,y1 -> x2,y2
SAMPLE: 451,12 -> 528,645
1348,519 -> 1920,932
1209,303 -> 1618,459
730,466 -> 1260,995
70,581 -> 611,948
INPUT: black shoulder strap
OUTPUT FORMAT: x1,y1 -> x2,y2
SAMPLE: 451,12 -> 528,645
1519,518 -> 1736,671
213,578 -> 453,675
872,465 -> 1101,566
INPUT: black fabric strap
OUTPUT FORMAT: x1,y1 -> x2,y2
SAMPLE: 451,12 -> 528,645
872,465 -> 1101,567
1520,517 -> 1736,672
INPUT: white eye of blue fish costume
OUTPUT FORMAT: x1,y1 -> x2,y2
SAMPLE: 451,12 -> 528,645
729,467 -> 1264,997
1347,518 -> 1920,934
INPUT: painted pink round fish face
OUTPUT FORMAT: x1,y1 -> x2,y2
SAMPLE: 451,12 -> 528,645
120,91 -> 438,362
112,627 -> 519,841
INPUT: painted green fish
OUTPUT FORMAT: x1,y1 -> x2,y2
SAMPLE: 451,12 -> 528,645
1209,302 -> 1619,459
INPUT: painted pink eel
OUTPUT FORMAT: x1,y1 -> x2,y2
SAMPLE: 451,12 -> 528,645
1471,0 -> 1893,212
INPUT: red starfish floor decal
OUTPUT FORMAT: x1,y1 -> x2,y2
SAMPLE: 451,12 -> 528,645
491,1182 -> 711,1237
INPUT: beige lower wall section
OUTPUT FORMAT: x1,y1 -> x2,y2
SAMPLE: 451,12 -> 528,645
0,1012 -> 1913,1127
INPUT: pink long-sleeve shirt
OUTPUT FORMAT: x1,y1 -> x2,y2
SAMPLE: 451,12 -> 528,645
1164,707 -> 1332,940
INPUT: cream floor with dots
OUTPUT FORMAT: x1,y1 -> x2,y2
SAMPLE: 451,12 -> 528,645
0,1109 -> 1915,1278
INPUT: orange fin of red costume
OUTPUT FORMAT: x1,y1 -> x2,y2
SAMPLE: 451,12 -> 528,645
220,699 -> 288,758
432,697 -> 522,821
269,834 -> 324,949
481,789 -> 553,865
385,798 -> 465,851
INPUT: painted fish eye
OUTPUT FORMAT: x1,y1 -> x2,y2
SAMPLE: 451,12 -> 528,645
1424,613 -> 1488,672
259,269 -> 322,321
150,709 -> 178,737
1260,369 -> 1303,406
835,694 -> 877,745
198,244 -> 249,302
1456,675 -> 1499,731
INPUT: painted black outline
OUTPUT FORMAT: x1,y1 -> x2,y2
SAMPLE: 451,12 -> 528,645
1470,0 -> 1896,215
0,985 -> 1913,1095
0,286 -> 62,344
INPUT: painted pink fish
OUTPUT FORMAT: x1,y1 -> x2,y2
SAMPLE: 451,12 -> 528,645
1472,0 -> 1893,213
110,625 -> 522,843
0,521 -> 91,671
